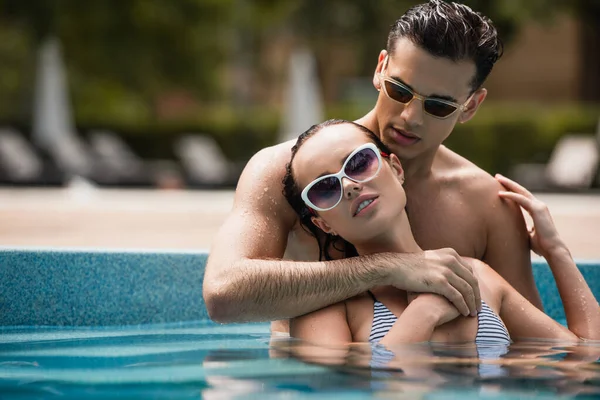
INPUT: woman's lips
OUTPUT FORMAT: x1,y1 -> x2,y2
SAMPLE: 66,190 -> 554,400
391,128 -> 421,146
353,197 -> 378,217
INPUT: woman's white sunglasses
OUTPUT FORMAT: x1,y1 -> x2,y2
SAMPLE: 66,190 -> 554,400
300,143 -> 386,212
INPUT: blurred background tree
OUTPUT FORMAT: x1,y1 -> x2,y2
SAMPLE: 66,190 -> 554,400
0,0 -> 597,168
0,0 -> 234,126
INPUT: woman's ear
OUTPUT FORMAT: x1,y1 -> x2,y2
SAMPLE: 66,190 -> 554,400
311,215 -> 337,236
388,153 -> 405,184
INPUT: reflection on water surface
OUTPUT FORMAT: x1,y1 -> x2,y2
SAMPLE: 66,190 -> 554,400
0,322 -> 598,399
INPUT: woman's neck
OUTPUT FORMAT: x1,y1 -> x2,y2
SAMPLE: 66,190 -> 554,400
353,209 -> 422,256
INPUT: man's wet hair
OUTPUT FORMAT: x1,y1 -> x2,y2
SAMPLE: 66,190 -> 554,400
387,0 -> 503,92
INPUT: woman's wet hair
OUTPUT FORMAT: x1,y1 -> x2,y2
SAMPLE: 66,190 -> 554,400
387,0 -> 503,92
282,119 -> 390,261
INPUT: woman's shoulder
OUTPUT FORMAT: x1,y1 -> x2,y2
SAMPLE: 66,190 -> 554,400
466,258 -> 505,306
467,257 -> 495,277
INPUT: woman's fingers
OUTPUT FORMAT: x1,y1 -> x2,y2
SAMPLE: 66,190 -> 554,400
495,174 -> 533,199
498,190 -> 534,211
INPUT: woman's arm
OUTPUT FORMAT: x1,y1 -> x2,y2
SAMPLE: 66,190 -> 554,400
496,174 -> 600,340
543,247 -> 600,339
483,263 -> 578,341
379,294 -> 460,346
288,302 -> 353,365
290,302 -> 353,345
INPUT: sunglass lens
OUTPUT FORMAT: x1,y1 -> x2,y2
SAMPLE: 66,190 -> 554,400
384,80 -> 413,104
307,177 -> 341,209
424,99 -> 457,118
345,148 -> 379,181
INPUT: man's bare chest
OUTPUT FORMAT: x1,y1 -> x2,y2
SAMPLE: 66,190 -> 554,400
406,195 -> 486,259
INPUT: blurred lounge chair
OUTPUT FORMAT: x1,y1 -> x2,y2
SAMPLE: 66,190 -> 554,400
88,130 -> 154,187
595,117 -> 600,188
510,118 -> 600,192
0,128 -> 64,186
508,163 -> 548,192
545,133 -> 599,190
41,130 -> 151,187
174,135 -> 237,188
44,132 -> 97,182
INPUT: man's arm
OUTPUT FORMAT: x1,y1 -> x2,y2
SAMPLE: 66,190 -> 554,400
479,176 -> 543,310
203,146 -> 481,323
204,145 -> 383,322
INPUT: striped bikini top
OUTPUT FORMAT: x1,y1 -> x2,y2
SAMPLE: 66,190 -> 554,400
368,292 -> 511,345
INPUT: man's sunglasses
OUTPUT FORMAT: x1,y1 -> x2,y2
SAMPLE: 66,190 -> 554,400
301,143 -> 388,212
377,57 -> 472,119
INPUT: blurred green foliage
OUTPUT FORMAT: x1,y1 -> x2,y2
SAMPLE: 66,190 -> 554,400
327,101 -> 598,175
0,0 -> 597,119
103,103 -> 598,179
0,0 -> 598,174
446,104 -> 599,174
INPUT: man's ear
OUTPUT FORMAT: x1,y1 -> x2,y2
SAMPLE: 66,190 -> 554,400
388,153 -> 405,184
372,50 -> 388,90
311,215 -> 336,236
459,88 -> 487,124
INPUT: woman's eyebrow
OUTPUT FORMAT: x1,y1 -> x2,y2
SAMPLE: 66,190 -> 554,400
313,148 -> 355,179
390,75 -> 459,103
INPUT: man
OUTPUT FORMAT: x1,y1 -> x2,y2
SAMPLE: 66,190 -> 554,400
203,0 -> 541,329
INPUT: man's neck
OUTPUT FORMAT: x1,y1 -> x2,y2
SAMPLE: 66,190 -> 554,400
400,147 -> 439,181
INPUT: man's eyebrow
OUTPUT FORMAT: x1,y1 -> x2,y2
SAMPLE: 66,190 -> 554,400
390,75 -> 459,103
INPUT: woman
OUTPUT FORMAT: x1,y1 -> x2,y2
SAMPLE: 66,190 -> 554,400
282,119 -> 599,346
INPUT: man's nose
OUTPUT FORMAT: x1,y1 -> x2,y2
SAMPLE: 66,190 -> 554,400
342,178 -> 362,199
400,97 -> 424,128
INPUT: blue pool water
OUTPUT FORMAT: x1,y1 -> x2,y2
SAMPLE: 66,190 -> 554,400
1,322 -> 598,399
0,248 -> 599,399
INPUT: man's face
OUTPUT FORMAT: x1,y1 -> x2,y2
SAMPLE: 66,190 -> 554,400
373,38 -> 478,161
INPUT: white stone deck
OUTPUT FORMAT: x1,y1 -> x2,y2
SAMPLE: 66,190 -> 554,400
1,188 -> 599,259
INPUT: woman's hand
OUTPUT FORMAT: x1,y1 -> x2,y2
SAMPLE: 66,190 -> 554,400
407,292 -> 461,326
495,174 -> 565,258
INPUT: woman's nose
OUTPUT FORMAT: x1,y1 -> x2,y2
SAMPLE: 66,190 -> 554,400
342,178 -> 362,199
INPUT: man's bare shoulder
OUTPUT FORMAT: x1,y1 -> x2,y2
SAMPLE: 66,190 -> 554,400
436,146 -> 525,240
436,145 -> 503,201
241,140 -> 296,184
232,140 -> 299,222
236,140 -> 297,204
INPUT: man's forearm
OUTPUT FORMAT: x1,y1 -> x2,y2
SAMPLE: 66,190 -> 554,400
204,253 -> 401,323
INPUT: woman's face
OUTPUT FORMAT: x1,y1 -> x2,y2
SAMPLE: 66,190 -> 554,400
292,123 -> 406,244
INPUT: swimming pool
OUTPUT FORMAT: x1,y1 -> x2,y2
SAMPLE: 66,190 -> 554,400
1,248 -> 599,398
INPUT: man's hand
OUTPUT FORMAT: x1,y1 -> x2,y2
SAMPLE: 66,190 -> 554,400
388,248 -> 480,317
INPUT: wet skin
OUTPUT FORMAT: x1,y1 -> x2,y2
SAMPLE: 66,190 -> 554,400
205,38 -> 539,330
